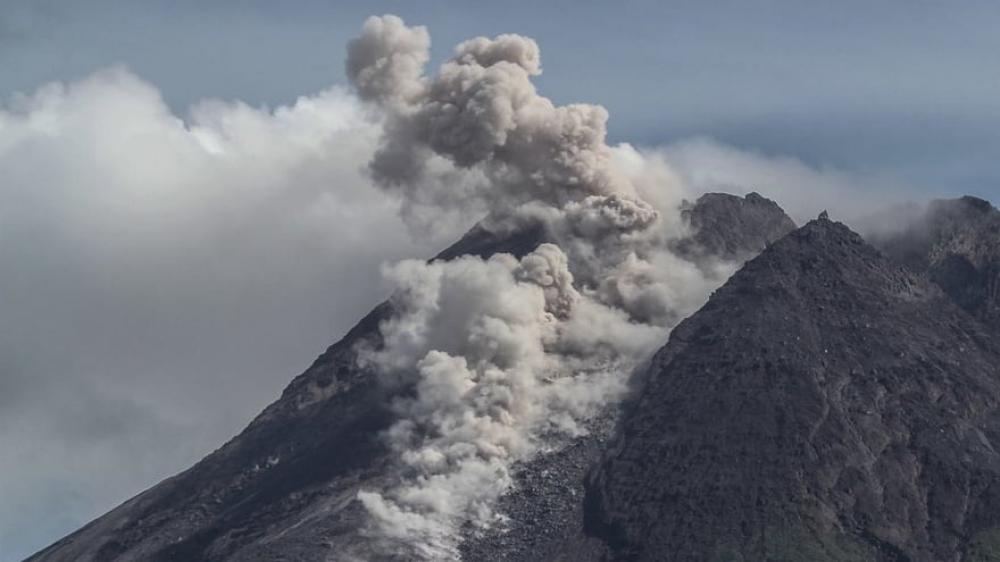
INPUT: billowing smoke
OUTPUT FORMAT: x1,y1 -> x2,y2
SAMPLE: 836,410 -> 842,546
345,14 -> 639,232
357,244 -> 664,558
345,15 -> 737,559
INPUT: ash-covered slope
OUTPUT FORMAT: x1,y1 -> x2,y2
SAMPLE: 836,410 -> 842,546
27,194 -> 793,562
874,196 -> 1000,331
582,217 -> 1000,562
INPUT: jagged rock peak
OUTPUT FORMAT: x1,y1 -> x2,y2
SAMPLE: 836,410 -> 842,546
676,191 -> 797,262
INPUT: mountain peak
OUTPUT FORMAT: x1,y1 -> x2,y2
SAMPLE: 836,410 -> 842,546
676,192 -> 796,262
582,218 -> 1000,562
953,194 -> 994,214
727,215 -> 939,307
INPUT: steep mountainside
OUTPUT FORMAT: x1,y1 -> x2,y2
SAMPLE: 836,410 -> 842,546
27,194 -> 793,562
582,217 -> 1000,562
875,196 -> 1000,331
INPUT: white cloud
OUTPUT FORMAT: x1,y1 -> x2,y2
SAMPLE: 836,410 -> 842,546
656,136 -> 914,226
0,66 -> 454,561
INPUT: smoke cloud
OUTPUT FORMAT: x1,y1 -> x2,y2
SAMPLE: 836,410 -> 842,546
357,244 -> 664,558
346,15 -> 737,559
345,14 -> 642,233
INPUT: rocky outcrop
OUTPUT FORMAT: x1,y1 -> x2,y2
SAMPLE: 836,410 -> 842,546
875,196 -> 1000,331
675,192 -> 797,263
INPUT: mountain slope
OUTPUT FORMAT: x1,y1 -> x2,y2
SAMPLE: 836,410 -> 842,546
582,216 -> 1000,562
28,194 -> 794,562
875,196 -> 1000,331
24,225 -> 546,562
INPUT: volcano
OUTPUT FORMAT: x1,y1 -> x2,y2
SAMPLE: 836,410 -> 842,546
26,195 -> 1000,562
25,193 -> 791,562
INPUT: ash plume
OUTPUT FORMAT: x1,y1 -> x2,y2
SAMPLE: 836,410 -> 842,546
346,14 -> 739,559
357,244 -> 663,558
346,14 -> 641,231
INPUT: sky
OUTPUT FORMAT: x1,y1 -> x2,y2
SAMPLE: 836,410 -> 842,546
4,0 -> 1000,195
1,1 -> 998,560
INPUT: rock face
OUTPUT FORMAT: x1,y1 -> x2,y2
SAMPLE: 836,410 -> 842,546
875,196 -> 1000,331
676,192 -> 797,262
582,217 -> 1000,562
26,194 -> 793,562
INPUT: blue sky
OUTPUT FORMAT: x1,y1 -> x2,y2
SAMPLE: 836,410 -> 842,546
2,1 -> 999,559
3,0 -> 999,197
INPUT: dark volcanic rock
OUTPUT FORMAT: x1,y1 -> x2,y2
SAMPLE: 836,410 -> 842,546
457,409 -> 618,562
875,196 -> 1000,331
676,192 -> 797,262
582,217 -> 1000,562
